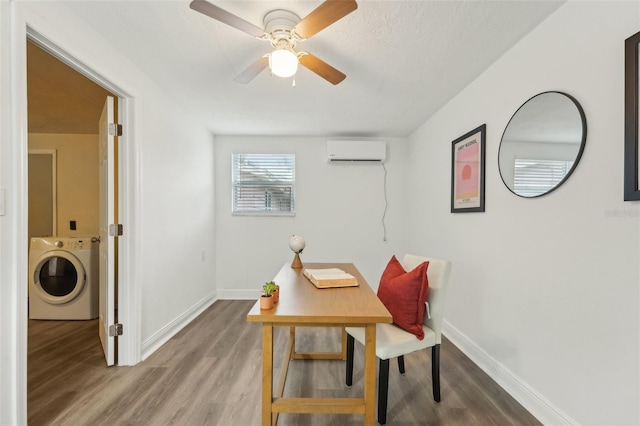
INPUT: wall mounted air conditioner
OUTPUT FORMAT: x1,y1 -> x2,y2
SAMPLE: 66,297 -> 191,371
327,140 -> 386,163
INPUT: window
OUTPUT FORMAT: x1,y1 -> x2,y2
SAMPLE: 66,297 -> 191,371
513,158 -> 574,197
232,154 -> 295,215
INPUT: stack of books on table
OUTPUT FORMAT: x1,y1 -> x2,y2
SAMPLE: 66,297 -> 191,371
303,268 -> 359,288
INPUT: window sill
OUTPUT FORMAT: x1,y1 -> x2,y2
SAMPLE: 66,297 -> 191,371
232,212 -> 296,217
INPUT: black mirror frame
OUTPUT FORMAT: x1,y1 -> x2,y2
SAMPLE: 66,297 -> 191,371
624,30 -> 640,201
498,91 -> 587,198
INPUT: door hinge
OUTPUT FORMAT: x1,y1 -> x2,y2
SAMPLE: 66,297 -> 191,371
109,223 -> 124,236
108,123 -> 123,137
109,323 -> 123,337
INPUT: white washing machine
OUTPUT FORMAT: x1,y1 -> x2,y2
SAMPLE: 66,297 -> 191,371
29,236 -> 99,320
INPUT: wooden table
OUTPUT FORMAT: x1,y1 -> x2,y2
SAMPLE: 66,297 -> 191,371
247,262 -> 392,426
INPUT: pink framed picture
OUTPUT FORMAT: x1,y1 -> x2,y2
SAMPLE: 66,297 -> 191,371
451,124 -> 486,213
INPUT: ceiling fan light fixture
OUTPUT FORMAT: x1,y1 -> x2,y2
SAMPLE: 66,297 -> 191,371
190,0 -> 355,85
269,48 -> 298,78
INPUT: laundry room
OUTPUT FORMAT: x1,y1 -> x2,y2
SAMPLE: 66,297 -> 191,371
26,40 -> 115,337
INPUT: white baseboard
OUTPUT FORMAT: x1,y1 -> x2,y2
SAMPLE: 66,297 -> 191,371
442,320 -> 576,426
141,292 -> 218,360
216,289 -> 260,300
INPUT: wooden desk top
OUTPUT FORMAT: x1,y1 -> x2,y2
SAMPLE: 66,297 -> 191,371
247,263 -> 392,325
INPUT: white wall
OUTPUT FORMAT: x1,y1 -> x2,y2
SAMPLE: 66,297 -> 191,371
214,136 -> 408,298
137,103 -> 216,356
1,2 -> 217,423
407,1 -> 639,425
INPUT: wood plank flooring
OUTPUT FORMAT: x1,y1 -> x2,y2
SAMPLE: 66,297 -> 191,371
28,300 -> 540,425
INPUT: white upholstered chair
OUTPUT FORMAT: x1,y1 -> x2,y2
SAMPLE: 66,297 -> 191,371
345,254 -> 452,425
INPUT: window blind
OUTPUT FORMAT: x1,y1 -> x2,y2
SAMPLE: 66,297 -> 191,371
513,158 -> 574,197
232,154 -> 295,215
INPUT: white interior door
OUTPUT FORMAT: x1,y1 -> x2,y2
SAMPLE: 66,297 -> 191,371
99,96 -> 116,366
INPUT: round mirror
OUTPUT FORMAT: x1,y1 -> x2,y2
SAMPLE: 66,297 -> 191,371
498,91 -> 586,198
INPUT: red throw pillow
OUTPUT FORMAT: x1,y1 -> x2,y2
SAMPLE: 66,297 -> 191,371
377,256 -> 430,340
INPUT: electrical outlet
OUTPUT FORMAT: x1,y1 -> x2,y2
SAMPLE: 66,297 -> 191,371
70,220 -> 77,230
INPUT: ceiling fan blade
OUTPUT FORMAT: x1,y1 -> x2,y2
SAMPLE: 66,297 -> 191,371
299,54 -> 346,85
190,0 -> 265,38
294,0 -> 358,39
234,57 -> 269,84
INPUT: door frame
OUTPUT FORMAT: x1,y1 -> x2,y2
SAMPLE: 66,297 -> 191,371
2,7 -> 141,424
24,30 -> 141,365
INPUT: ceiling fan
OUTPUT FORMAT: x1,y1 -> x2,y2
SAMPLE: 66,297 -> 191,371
189,0 -> 357,85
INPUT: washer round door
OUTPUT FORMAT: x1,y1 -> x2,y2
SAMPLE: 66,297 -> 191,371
32,250 -> 86,304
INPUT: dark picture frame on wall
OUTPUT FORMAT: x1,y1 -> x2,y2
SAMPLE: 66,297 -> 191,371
624,30 -> 640,201
451,124 -> 486,213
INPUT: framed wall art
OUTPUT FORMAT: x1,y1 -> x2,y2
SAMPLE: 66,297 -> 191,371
451,124 -> 486,213
625,30 -> 640,201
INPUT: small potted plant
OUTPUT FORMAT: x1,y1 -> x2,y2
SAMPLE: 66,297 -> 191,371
268,281 -> 280,303
260,281 -> 277,310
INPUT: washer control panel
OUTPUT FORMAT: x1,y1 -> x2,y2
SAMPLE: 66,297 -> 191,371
30,237 -> 97,251
62,239 -> 90,250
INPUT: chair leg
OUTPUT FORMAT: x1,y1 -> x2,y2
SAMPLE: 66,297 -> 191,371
346,334 -> 355,386
378,358 -> 390,425
397,355 -> 405,374
432,344 -> 441,402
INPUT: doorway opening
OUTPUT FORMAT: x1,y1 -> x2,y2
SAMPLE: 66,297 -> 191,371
25,34 -> 126,420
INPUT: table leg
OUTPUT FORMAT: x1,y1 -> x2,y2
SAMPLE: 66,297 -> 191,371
341,327 -> 347,359
290,326 -> 295,351
262,323 -> 273,426
363,323 -> 376,426
273,329 -> 296,426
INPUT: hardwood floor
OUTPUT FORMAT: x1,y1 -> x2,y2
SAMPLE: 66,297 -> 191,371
28,300 -> 540,425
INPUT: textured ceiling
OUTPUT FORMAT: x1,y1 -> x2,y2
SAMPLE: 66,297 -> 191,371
28,0 -> 565,137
